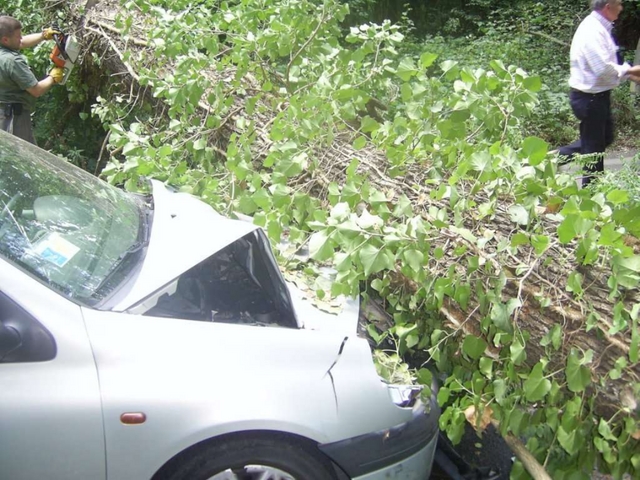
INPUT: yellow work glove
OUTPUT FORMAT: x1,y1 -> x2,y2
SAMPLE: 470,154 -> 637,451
42,28 -> 61,40
49,67 -> 64,84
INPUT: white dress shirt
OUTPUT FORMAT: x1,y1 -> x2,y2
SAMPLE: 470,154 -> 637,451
569,11 -> 630,93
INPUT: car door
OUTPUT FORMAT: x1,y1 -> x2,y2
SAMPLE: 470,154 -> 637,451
0,260 -> 106,480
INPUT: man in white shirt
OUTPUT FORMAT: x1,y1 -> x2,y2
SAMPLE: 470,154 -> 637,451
558,0 -> 640,185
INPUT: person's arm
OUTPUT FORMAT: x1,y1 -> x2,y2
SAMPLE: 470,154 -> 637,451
19,28 -> 59,49
628,65 -> 640,77
25,67 -> 64,97
25,76 -> 56,98
19,32 -> 45,50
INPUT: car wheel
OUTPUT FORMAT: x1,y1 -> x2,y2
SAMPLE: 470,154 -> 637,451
156,434 -> 338,480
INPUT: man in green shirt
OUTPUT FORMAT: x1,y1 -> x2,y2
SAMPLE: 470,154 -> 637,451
0,16 -> 64,144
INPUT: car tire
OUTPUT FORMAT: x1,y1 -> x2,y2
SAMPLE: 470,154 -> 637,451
155,433 -> 339,480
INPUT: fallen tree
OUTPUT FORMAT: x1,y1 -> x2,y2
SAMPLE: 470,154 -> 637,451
61,0 -> 640,476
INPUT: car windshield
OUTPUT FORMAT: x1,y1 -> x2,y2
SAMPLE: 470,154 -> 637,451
0,131 -> 144,306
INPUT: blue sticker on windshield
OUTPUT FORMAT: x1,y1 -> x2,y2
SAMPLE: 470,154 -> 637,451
33,233 -> 80,267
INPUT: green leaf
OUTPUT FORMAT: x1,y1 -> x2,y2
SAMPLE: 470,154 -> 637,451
367,324 -> 384,344
397,57 -> 418,81
470,151 -> 492,173
336,218 -> 361,236
417,368 -> 433,386
509,409 -> 525,436
486,59 -> 508,79
454,284 -> 471,310
356,210 -> 383,230
598,223 -> 622,246
405,333 -> 419,349
309,231 -> 334,261
353,136 -> 367,150
612,254 -> 640,289
558,425 -> 580,455
420,52 -> 438,69
540,324 -> 562,350
330,202 -> 350,221
368,190 -> 388,205
193,138 -> 206,150
400,83 -> 413,102
403,249 -> 424,272
450,226 -> 477,244
393,195 -> 413,218
631,315 -> 639,363
157,145 -> 173,157
598,419 -> 617,441
565,350 -> 591,393
613,254 -> 640,272
508,205 -> 529,225
440,60 -> 459,78
123,143 -> 139,156
510,338 -> 526,365
511,233 -> 529,247
267,220 -> 281,243
359,244 -> 394,277
437,387 -> 450,406
479,357 -> 493,378
557,215 -> 578,243
462,335 -> 487,360
524,362 -> 551,402
606,189 -> 629,205
491,303 -> 513,333
566,272 -> 583,297
521,136 -> 549,166
361,116 -> 379,133
450,109 -> 470,123
493,379 -> 507,404
523,76 -> 542,92
530,235 -> 549,255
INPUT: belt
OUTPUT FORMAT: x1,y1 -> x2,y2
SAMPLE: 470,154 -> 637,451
0,103 -> 24,116
570,88 -> 611,97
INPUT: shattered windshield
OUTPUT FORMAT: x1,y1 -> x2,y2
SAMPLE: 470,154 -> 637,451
0,131 -> 144,306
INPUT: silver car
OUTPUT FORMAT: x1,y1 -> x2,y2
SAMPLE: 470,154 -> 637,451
0,130 -> 439,480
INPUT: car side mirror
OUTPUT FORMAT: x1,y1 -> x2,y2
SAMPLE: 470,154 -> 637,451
0,321 -> 22,359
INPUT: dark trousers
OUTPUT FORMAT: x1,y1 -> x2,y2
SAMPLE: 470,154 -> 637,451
558,89 -> 613,186
0,104 -> 36,145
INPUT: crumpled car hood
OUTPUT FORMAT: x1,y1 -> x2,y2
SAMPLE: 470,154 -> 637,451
112,181 -> 359,334
112,180 -> 258,311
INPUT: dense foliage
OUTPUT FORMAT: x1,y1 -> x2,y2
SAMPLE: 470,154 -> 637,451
344,0 -> 640,47
0,0 -> 107,168
87,1 -> 640,478
387,0 -> 640,149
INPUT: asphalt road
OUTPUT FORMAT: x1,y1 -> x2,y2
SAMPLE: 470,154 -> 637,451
604,152 -> 634,171
557,150 -> 637,178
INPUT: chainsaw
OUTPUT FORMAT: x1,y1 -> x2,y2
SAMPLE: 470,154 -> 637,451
49,30 -> 80,85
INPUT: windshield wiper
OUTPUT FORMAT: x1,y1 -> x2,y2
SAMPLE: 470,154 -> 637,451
92,201 -> 152,301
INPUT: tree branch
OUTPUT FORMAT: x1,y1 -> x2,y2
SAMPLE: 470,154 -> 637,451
285,4 -> 327,92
